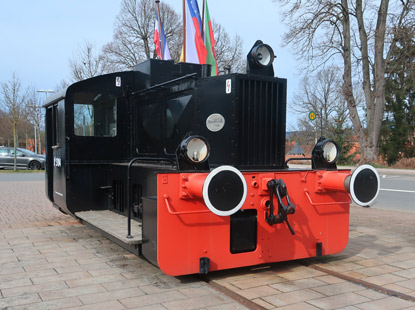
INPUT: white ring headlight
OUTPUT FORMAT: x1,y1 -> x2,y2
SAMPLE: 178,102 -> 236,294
186,137 -> 209,163
255,45 -> 273,66
323,141 -> 338,163
311,137 -> 339,169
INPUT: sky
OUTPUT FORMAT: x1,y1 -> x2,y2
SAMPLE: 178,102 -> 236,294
0,0 -> 301,127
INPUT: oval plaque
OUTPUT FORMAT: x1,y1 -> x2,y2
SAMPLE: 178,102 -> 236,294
206,113 -> 225,132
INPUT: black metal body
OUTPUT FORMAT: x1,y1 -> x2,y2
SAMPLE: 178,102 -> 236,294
44,59 -> 287,218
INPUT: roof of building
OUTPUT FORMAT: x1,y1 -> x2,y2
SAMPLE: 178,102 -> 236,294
287,142 -> 305,155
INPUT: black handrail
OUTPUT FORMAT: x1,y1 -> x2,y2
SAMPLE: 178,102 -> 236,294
284,157 -> 312,169
126,157 -> 176,238
131,73 -> 198,96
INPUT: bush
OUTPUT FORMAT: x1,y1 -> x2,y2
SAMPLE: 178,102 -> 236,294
391,157 -> 415,169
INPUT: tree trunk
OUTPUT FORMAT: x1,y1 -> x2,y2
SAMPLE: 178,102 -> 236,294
13,121 -> 17,171
38,126 -> 41,154
341,0 -> 368,162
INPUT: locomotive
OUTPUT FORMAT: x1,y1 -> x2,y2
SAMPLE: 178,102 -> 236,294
44,41 -> 380,276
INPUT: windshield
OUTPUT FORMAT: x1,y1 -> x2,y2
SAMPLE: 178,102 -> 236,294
17,148 -> 37,156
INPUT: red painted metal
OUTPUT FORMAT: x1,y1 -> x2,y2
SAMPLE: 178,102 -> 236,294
157,169 -> 352,276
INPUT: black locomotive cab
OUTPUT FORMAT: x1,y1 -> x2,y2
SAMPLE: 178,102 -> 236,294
44,41 -> 380,276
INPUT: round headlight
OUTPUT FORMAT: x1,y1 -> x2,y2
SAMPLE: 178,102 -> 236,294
252,44 -> 274,67
323,141 -> 338,163
312,138 -> 339,168
184,136 -> 209,163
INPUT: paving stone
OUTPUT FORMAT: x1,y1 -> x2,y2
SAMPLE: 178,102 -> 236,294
0,266 -> 24,276
102,278 -> 152,291
1,280 -> 69,297
237,285 -> 281,299
0,293 -> 42,308
119,290 -> 187,308
54,263 -> 112,274
307,292 -> 371,309
4,296 -> 82,310
0,278 -> 32,290
64,300 -> 126,310
162,294 -> 229,310
393,267 -> 415,279
78,287 -> 145,305
363,273 -> 407,286
354,288 -> 389,300
271,302 -> 321,310
251,298 -> 275,309
356,265 -> 403,277
382,283 -> 414,294
127,305 -> 168,310
276,267 -> 326,281
270,278 -> 326,293
354,296 -> 415,310
178,286 -> 218,298
393,279 -> 415,290
39,284 -> 107,301
205,302 -> 250,309
262,289 -> 324,307
311,281 -> 366,296
23,259 -> 80,272
390,260 -> 415,269
65,273 -> 126,287
87,267 -> 126,277
228,275 -> 284,290
31,271 -> 91,285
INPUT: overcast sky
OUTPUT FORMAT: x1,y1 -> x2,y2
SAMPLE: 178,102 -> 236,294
0,0 -> 301,127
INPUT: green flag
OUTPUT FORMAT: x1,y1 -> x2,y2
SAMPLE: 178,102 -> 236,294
203,0 -> 218,76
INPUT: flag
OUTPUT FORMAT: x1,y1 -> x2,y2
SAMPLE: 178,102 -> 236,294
183,0 -> 206,64
154,9 -> 171,60
203,0 -> 218,76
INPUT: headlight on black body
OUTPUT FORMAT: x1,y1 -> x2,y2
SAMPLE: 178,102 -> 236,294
312,137 -> 339,169
176,135 -> 210,171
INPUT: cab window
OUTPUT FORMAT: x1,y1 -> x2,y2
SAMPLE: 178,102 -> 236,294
73,92 -> 117,137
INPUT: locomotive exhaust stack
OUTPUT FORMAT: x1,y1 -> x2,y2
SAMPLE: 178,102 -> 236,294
44,40 -> 380,276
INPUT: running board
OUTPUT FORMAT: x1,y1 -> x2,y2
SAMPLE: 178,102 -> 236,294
75,210 -> 142,254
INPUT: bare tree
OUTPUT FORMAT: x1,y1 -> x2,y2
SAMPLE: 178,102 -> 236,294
0,73 -> 28,170
291,66 -> 345,138
275,0 -> 414,163
0,108 -> 11,146
98,0 -> 244,73
55,79 -> 70,92
213,22 -> 245,73
26,87 -> 45,153
69,41 -> 110,82
101,0 -> 181,70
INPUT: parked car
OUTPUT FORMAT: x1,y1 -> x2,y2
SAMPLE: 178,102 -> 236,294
0,147 -> 45,170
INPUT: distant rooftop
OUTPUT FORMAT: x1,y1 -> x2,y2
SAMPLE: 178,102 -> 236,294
287,142 -> 305,155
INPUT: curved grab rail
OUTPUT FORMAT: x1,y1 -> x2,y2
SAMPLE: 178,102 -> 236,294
304,190 -> 351,207
164,196 -> 210,215
126,157 -> 175,239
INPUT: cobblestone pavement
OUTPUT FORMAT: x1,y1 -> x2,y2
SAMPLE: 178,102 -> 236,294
1,175 -> 415,309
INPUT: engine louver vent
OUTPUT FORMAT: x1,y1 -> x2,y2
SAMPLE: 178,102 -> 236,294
237,78 -> 286,169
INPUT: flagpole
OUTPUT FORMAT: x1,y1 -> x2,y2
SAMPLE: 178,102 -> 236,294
202,0 -> 205,41
155,0 -> 164,59
183,0 -> 186,62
